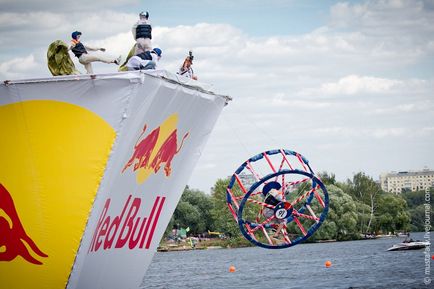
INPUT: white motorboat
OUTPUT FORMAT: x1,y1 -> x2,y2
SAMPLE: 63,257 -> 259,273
387,241 -> 430,251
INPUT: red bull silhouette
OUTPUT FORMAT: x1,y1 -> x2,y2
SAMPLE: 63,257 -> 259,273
0,183 -> 48,265
150,129 -> 189,176
122,114 -> 189,183
122,124 -> 159,173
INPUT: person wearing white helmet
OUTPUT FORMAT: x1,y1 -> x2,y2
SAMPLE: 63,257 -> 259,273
69,31 -> 121,74
126,47 -> 162,71
132,11 -> 152,55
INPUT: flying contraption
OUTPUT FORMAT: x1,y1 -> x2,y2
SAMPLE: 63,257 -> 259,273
226,149 -> 329,249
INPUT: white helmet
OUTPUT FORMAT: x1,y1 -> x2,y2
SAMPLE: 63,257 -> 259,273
139,11 -> 149,19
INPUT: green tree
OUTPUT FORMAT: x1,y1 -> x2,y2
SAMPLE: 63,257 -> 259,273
355,202 -> 373,234
408,205 -> 429,231
375,193 -> 410,234
317,171 -> 337,186
314,185 -> 359,241
346,172 -> 382,234
164,186 -> 214,236
210,178 -> 241,238
402,189 -> 434,208
163,215 -> 175,238
174,201 -> 202,232
180,187 -> 214,231
402,189 -> 433,231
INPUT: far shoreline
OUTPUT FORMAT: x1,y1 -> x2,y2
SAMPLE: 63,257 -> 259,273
157,231 -> 432,252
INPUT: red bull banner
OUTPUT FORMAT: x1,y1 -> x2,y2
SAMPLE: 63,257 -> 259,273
0,71 -> 229,289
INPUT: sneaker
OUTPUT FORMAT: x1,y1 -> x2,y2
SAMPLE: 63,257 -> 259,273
114,55 -> 121,65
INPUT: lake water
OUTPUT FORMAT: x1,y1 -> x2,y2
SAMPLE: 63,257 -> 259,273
143,232 -> 432,289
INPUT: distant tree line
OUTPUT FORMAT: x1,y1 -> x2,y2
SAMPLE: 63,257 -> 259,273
164,172 -> 433,242
401,189 -> 434,231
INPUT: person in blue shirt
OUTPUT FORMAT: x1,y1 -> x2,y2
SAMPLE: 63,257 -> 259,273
69,31 -> 120,74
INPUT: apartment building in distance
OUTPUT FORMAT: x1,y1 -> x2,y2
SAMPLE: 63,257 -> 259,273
237,172 -> 258,190
380,168 -> 434,194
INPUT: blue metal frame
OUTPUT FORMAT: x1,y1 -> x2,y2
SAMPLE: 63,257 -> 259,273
237,169 -> 329,249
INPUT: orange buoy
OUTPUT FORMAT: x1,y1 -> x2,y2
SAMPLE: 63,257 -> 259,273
432,255 -> 434,260
325,260 -> 332,268
229,265 -> 236,272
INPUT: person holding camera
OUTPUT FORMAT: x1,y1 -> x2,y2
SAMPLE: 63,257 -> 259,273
178,51 -> 197,80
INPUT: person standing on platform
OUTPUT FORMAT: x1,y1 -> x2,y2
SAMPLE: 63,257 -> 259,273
132,11 -> 152,55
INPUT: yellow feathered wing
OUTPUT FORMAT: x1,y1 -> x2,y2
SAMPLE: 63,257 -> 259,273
118,44 -> 136,72
47,40 -> 80,76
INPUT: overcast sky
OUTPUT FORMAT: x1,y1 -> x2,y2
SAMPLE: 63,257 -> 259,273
1,0 -> 433,193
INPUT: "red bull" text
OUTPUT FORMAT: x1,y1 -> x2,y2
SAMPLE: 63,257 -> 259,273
0,183 -> 48,265
88,194 -> 166,252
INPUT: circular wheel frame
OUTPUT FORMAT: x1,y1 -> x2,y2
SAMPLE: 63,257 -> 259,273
226,149 -> 329,249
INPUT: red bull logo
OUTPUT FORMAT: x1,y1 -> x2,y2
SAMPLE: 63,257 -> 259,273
88,194 -> 166,252
122,113 -> 189,184
0,183 -> 48,265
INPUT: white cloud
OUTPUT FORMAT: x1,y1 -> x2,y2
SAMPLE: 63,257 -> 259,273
156,23 -> 242,48
415,127 -> 434,137
1,1 -> 434,191
330,0 -> 434,34
372,102 -> 433,114
0,11 -> 65,28
312,125 -> 434,139
88,32 -> 135,58
1,5 -> 432,80
312,126 -> 408,138
316,75 -> 402,96
195,163 -> 217,170
269,93 -> 333,109
299,75 -> 433,98
0,54 -> 39,79
0,0 -> 139,12
0,10 -> 136,54
328,0 -> 434,65
370,127 -> 407,138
